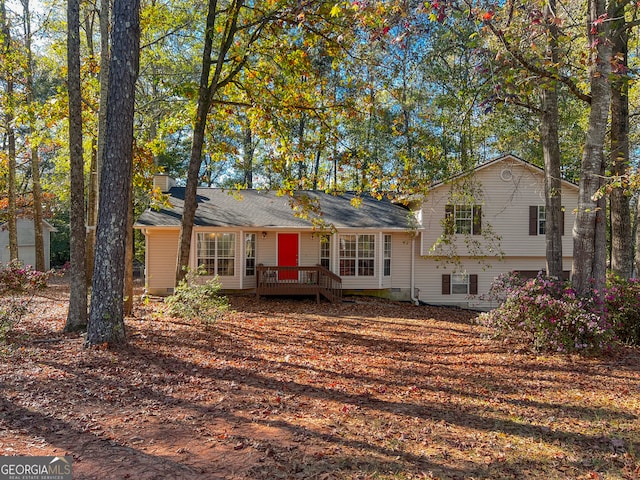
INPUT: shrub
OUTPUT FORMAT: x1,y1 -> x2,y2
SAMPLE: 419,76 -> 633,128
0,261 -> 52,342
478,273 -> 617,354
605,275 -> 640,345
0,259 -> 51,294
165,268 -> 229,328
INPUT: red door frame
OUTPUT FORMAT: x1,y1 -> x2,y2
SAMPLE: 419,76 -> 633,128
277,233 -> 299,280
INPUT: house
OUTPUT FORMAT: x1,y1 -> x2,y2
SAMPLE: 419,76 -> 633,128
0,218 -> 57,270
135,155 -> 579,308
414,154 -> 578,308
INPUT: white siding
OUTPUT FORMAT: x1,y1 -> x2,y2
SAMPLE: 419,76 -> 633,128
300,232 -> 320,265
420,160 -> 578,258
415,157 -> 579,308
145,228 -> 180,295
0,219 -> 54,270
386,232 -> 412,290
415,255 -> 573,309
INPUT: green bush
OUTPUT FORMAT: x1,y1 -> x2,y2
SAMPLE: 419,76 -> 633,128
165,269 -> 229,328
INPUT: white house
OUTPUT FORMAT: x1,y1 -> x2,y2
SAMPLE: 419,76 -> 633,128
135,155 -> 579,308
0,218 -> 57,271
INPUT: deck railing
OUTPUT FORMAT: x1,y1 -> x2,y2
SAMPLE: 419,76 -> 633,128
256,264 -> 342,303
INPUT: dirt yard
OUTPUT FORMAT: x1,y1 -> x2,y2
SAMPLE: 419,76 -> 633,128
0,281 -> 639,479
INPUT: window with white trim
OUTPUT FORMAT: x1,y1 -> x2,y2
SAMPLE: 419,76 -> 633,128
320,235 -> 331,270
455,206 -> 473,234
383,234 -> 391,276
451,272 -> 470,294
445,204 -> 482,235
537,205 -> 546,235
245,233 -> 256,276
442,273 -> 478,295
196,232 -> 235,276
339,234 -> 375,276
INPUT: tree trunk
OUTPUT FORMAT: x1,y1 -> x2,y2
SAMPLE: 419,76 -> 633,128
634,198 -> 640,276
174,0 -> 261,282
22,0 -> 45,272
124,180 -> 134,317
86,0 -> 140,347
86,140 -> 97,281
242,116 -> 254,188
64,0 -> 88,332
572,0 -> 611,297
541,0 -> 563,279
1,0 -> 17,263
87,0 -> 110,284
609,0 -> 632,279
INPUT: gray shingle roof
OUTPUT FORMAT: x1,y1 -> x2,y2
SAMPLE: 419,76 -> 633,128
135,188 -> 412,230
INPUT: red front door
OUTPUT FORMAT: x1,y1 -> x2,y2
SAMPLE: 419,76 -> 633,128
278,233 -> 298,280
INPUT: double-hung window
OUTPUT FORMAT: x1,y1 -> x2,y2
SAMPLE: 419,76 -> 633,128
442,272 -> 478,295
197,232 -> 235,276
537,206 -> 546,234
529,206 -> 564,236
445,205 -> 482,235
339,234 -> 375,276
451,273 -> 470,294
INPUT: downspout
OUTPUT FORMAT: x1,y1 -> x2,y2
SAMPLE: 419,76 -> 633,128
411,235 -> 419,305
239,230 -> 244,290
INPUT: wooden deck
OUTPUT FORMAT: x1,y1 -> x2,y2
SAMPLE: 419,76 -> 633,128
256,264 -> 342,303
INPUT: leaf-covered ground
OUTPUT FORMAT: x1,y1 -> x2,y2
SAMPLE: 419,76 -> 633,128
1,281 -> 639,479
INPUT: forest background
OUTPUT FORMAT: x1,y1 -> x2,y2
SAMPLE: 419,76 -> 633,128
1,0 -> 639,345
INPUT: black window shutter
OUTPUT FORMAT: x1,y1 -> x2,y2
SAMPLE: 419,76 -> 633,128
529,206 -> 538,235
469,274 -> 478,295
561,209 -> 565,236
473,205 -> 482,235
442,274 -> 451,295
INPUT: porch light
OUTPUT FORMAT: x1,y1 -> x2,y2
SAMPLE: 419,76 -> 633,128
262,231 -> 267,239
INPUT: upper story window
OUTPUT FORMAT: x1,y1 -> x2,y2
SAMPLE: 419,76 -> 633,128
445,205 -> 482,235
339,234 -> 375,276
196,232 -> 235,276
529,206 -> 564,236
537,206 -> 546,234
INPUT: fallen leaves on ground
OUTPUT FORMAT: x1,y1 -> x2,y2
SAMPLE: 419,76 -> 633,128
0,283 -> 639,479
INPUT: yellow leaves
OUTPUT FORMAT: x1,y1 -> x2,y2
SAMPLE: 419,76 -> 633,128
330,4 -> 341,17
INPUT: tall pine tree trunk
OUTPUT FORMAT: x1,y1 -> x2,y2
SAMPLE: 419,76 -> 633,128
86,0 -> 140,347
22,0 -> 45,272
64,0 -> 88,332
242,115 -> 254,188
1,0 -> 17,263
609,0 -> 632,279
124,179 -> 134,317
541,0 -> 563,279
572,0 -> 611,297
87,0 -> 110,284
